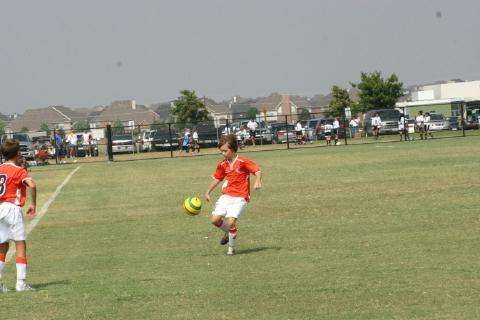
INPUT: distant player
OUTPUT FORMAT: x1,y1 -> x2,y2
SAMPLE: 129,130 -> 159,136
0,139 -> 37,292
205,134 -> 262,256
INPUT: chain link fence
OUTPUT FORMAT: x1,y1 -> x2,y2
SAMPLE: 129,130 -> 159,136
1,104 -> 478,165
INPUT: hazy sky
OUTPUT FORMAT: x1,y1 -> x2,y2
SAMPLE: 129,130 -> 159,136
1,0 -> 479,114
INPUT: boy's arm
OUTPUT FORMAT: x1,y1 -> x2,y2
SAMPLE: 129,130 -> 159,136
253,171 -> 262,190
205,178 -> 221,203
24,179 -> 37,216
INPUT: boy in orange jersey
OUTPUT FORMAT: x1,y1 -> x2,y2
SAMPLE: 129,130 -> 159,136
0,139 -> 37,292
205,134 -> 262,256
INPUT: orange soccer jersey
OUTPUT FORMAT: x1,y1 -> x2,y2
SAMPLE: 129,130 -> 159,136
212,155 -> 260,201
0,163 -> 31,207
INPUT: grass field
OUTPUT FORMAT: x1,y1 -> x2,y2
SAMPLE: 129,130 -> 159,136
2,136 -> 480,319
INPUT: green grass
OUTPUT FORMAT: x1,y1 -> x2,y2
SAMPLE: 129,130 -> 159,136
2,137 -> 480,319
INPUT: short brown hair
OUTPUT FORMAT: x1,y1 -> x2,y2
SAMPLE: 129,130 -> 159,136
218,134 -> 238,152
1,139 -> 20,160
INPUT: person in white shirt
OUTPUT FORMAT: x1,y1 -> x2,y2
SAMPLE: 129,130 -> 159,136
192,128 -> 200,153
371,112 -> 381,140
82,130 -> 92,157
295,120 -> 304,145
424,112 -> 433,139
323,123 -> 333,146
398,114 -> 406,141
415,111 -> 425,140
332,117 -> 340,145
349,117 -> 359,138
66,130 -> 78,161
246,119 -> 258,146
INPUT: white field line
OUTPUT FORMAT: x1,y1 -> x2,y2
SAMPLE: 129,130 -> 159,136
5,166 -> 81,263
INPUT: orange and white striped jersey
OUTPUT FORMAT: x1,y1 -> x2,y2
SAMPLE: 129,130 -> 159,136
0,162 -> 31,207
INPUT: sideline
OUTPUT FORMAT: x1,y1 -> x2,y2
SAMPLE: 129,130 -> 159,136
5,166 -> 81,263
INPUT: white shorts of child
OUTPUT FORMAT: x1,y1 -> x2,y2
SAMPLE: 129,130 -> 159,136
212,194 -> 248,219
0,202 -> 26,243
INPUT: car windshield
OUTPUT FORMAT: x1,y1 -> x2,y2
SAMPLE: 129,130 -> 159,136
12,134 -> 30,142
430,113 -> 444,120
112,135 -> 132,140
377,110 -> 400,121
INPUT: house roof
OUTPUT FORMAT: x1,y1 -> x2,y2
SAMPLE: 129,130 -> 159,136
0,112 -> 10,123
8,106 -> 85,132
93,100 -> 160,125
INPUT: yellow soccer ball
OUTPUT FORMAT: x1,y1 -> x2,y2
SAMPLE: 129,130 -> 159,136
184,197 -> 202,216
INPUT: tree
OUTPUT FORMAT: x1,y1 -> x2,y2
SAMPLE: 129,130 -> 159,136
172,90 -> 210,124
299,109 -> 311,121
21,127 -> 29,132
40,123 -> 51,136
73,120 -> 90,132
0,121 -> 5,135
246,107 -> 259,120
356,71 -> 404,112
327,86 -> 355,117
112,120 -> 125,136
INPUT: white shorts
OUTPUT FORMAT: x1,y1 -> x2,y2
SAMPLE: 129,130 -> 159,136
212,195 -> 248,219
0,202 -> 26,243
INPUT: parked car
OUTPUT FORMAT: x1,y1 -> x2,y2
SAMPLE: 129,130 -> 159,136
428,112 -> 446,131
446,116 -> 459,130
75,133 -> 99,157
138,130 -> 156,152
269,123 -> 295,143
194,122 -> 224,147
111,134 -> 136,154
304,118 -> 324,141
151,129 -> 179,151
1,133 -> 35,160
364,109 -> 401,135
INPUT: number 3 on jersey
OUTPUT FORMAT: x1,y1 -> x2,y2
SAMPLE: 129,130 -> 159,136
0,174 -> 7,196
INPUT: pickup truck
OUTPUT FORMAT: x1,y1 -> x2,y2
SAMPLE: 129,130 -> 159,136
1,133 -> 35,160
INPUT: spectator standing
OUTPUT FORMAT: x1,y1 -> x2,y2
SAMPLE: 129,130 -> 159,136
192,128 -> 200,153
323,122 -> 333,146
82,130 -> 92,157
398,114 -> 406,141
54,132 -> 65,164
332,117 -> 340,145
295,120 -> 304,145
179,128 -> 191,155
0,139 -> 37,292
371,112 -> 382,140
246,119 -> 258,146
66,130 -> 78,161
424,112 -> 433,139
349,117 -> 359,138
416,111 -> 425,140
205,134 -> 262,256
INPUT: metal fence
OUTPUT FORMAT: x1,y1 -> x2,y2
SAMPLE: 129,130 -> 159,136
1,106 -> 478,166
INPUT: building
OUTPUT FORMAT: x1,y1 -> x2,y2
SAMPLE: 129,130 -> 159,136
397,80 -> 480,122
6,106 -> 85,134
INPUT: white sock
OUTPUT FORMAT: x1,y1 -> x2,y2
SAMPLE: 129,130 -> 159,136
16,257 -> 27,284
228,227 -> 237,249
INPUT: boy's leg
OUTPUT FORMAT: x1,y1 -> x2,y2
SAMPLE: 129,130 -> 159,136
14,240 -> 33,291
226,217 -> 238,255
0,242 -> 9,288
211,215 -> 230,245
